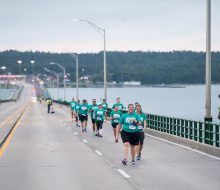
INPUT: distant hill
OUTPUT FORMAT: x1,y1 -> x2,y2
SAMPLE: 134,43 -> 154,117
0,50 -> 219,84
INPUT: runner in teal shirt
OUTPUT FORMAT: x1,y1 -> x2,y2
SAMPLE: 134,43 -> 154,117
116,104 -> 142,166
89,99 -> 98,136
112,97 -> 124,111
136,104 -> 147,161
106,106 -> 122,140
69,97 -> 77,122
74,99 -> 80,127
78,100 -> 89,132
101,98 -> 108,112
94,103 -> 105,137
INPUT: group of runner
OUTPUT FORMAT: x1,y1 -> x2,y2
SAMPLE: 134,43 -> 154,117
69,97 -> 147,165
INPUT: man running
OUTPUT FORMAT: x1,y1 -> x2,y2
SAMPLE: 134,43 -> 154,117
70,97 -> 77,122
94,103 -> 105,137
102,99 -> 108,112
89,99 -> 98,136
106,106 -> 122,141
112,97 -> 124,111
135,104 -> 147,160
78,99 -> 89,132
115,104 -> 141,165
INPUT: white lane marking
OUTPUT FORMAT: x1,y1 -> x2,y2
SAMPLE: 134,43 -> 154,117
74,132 -> 78,135
82,139 -> 88,143
117,169 -> 131,178
145,133 -> 220,161
95,150 -> 103,156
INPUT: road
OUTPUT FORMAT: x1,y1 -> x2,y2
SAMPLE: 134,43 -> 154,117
0,84 -> 220,190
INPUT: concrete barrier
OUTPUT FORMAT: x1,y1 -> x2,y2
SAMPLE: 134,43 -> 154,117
145,128 -> 220,158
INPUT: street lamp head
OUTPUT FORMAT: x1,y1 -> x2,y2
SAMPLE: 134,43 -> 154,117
30,60 -> 35,64
50,62 -> 55,65
1,66 -> 6,70
17,60 -> 22,64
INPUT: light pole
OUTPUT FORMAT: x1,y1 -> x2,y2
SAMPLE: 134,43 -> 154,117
70,53 -> 79,100
30,60 -> 35,75
50,62 -> 66,101
205,0 -> 212,122
73,19 -> 107,100
44,68 -> 60,100
17,60 -> 22,75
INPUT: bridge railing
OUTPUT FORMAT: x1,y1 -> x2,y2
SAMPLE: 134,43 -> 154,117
146,114 -> 220,148
50,99 -> 220,148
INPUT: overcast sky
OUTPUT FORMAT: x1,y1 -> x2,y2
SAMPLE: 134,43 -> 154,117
0,0 -> 219,53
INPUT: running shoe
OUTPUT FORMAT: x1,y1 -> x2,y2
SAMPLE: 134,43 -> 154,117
85,128 -> 87,132
136,153 -> 141,160
122,159 -> 127,165
131,160 -> 136,165
137,152 -> 141,160
99,135 -> 102,138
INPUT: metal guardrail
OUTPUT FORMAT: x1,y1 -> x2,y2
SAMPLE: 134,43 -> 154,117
146,114 -> 220,148
49,99 -> 220,148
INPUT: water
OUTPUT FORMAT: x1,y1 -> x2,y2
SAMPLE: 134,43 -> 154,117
48,85 -> 220,123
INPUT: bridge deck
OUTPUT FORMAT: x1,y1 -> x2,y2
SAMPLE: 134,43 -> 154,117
0,85 -> 220,190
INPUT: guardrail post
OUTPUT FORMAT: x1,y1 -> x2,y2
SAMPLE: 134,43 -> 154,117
213,124 -> 216,147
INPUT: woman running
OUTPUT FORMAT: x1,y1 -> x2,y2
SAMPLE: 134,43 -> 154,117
135,104 -> 147,160
75,99 -> 80,127
115,104 -> 141,165
70,97 -> 77,122
112,97 -> 124,111
78,99 -> 89,132
106,106 -> 122,141
94,103 -> 105,137
89,99 -> 98,136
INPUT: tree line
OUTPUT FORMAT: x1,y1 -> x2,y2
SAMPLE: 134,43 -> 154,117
0,50 -> 219,84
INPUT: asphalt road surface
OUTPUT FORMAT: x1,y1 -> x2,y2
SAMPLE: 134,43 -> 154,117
0,86 -> 220,190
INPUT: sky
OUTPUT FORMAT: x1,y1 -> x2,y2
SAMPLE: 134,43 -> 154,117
0,0 -> 219,53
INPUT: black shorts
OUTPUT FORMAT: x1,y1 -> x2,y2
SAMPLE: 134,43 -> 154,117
111,123 -> 118,128
138,132 -> 145,145
79,114 -> 88,122
121,130 -> 139,146
91,119 -> 96,124
96,120 -> 103,130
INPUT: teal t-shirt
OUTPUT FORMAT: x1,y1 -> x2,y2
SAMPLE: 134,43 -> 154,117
78,104 -> 89,116
112,103 -> 124,111
89,104 -> 98,119
74,103 -> 80,113
70,101 -> 77,110
110,110 -> 122,125
136,113 -> 146,132
95,108 -> 105,121
102,103 -> 108,111
119,112 -> 141,133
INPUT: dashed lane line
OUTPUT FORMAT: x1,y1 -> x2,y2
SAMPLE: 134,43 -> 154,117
95,150 -> 103,156
117,169 -> 131,178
